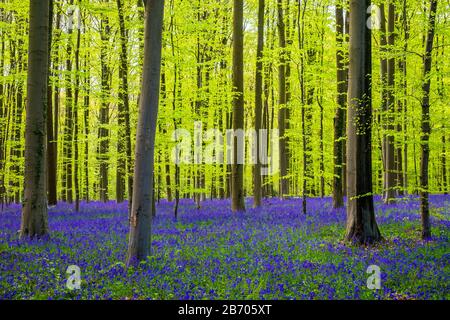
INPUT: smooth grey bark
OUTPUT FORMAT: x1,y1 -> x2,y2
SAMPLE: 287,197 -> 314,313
126,0 -> 164,265
344,0 -> 381,244
20,0 -> 50,238
231,0 -> 245,212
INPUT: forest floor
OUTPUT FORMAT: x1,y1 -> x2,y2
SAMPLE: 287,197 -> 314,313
0,195 -> 449,300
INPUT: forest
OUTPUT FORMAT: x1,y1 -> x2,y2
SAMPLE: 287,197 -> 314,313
0,0 -> 449,301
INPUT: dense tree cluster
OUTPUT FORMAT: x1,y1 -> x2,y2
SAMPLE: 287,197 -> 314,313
0,0 -> 447,262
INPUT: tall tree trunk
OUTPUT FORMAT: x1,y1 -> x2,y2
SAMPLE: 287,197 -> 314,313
98,13 -> 110,202
231,0 -> 245,212
0,11 -> 4,209
442,135 -> 447,194
297,0 -> 307,214
14,18 -> 26,204
169,0 -> 180,216
160,63 -> 172,202
126,0 -> 164,266
74,20 -> 81,212
46,0 -> 57,206
277,0 -> 289,198
333,2 -> 346,208
83,52 -> 90,202
379,3 -> 388,201
194,7 -> 204,209
253,0 -> 264,208
345,0 -> 381,244
384,2 -> 396,203
116,0 -> 133,205
397,0 -> 409,195
20,0 -> 50,238
53,12 -> 61,202
342,8 -> 349,198
419,0 -> 438,240
63,3 -> 74,203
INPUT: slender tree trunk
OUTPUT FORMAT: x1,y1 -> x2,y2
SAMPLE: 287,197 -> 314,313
333,2 -> 346,208
297,1 -> 307,214
342,8 -> 349,198
442,135 -> 447,194
160,64 -> 172,202
73,20 -> 81,212
194,10 -> 203,209
98,13 -> 110,202
419,0 -> 438,240
53,12 -> 61,201
0,13 -> 4,209
384,2 -> 396,203
83,52 -> 90,202
63,2 -> 75,204
398,0 -> 409,195
20,0 -> 50,238
169,0 -> 180,216
277,0 -> 289,198
231,0 -> 245,212
345,0 -> 381,244
46,0 -> 57,206
126,0 -> 164,266
8,20 -> 25,204
116,0 -> 133,205
253,0 -> 264,208
379,4 -> 388,201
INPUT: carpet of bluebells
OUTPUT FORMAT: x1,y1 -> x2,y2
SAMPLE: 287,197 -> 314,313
0,195 -> 449,300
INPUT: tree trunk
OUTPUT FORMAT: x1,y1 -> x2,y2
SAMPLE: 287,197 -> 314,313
20,0 -> 50,238
333,2 -> 346,209
419,0 -> 438,240
345,0 -> 381,244
397,0 -> 409,195
231,0 -> 245,212
277,0 -> 288,198
0,15 -> 4,209
116,0 -> 133,205
83,52 -> 90,202
63,3 -> 74,203
74,20 -> 81,212
297,0 -> 307,213
98,14 -> 110,202
253,0 -> 264,208
126,0 -> 164,266
53,12 -> 61,202
169,0 -> 180,216
46,0 -> 57,206
442,135 -> 447,194
384,2 -> 396,204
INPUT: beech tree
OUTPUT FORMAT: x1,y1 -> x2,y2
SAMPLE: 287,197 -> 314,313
126,0 -> 165,265
333,0 -> 347,209
0,0 -> 446,244
420,0 -> 438,240
253,0 -> 265,208
345,0 -> 381,244
20,0 -> 50,238
231,0 -> 245,212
